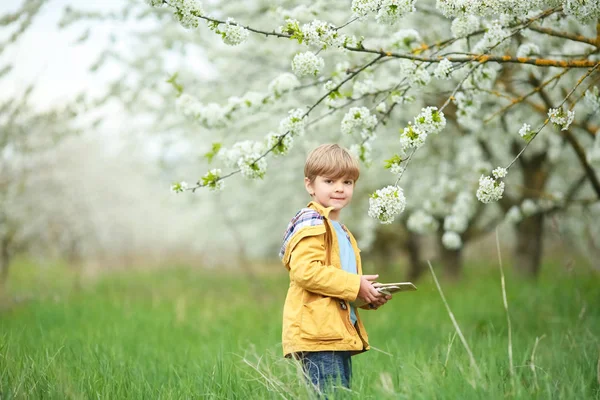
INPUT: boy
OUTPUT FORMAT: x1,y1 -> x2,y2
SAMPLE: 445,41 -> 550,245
279,143 -> 391,393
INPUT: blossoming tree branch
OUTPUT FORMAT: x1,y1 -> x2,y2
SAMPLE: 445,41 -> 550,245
56,0 -> 594,276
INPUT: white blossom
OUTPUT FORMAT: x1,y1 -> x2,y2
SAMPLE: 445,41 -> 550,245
201,169 -> 224,191
413,106 -> 446,135
341,107 -> 378,139
407,210 -> 439,234
400,123 -> 427,151
301,20 -> 344,48
548,107 -> 575,131
451,15 -> 480,38
505,206 -> 522,224
351,0 -> 380,18
170,0 -> 203,29
563,0 -> 600,23
146,0 -> 164,6
268,73 -> 300,97
518,123 -> 535,142
368,185 -> 406,224
291,51 -> 324,77
434,59 -> 453,80
278,108 -> 306,136
442,231 -> 462,250
521,199 -> 538,216
223,140 -> 267,179
390,29 -> 422,50
376,0 -> 417,24
492,167 -> 507,179
265,132 -> 293,156
375,102 -> 387,113
390,163 -> 404,175
473,20 -> 511,54
171,181 -> 188,193
219,18 -> 249,46
444,214 -> 468,233
516,43 -> 540,58
476,175 -> 505,203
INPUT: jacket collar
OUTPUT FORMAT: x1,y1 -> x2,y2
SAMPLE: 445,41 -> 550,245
307,201 -> 335,219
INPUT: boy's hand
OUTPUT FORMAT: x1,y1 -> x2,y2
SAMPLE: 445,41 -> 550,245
368,294 -> 392,310
357,274 -> 382,305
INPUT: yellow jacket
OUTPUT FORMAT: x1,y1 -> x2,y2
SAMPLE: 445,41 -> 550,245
280,201 -> 370,357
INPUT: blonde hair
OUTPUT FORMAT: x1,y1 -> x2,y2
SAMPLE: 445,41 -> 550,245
304,144 -> 360,183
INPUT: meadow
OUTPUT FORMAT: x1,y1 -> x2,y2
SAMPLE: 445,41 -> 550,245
1,259 -> 599,399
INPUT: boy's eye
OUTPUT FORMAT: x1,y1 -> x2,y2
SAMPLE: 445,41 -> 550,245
344,181 -> 353,185
324,179 -> 333,184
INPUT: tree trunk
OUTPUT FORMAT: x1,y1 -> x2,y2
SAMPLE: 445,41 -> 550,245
437,233 -> 463,280
405,232 -> 425,281
514,214 -> 544,278
512,156 -> 549,277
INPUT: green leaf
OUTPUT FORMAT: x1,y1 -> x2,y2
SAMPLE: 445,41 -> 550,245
204,142 -> 222,163
166,73 -> 183,96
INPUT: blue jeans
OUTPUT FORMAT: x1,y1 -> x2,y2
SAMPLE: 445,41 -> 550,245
301,351 -> 352,393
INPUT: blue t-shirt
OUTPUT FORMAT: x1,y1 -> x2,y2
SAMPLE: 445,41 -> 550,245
331,220 -> 358,325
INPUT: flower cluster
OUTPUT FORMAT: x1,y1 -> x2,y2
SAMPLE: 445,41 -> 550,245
451,15 -> 480,38
473,20 -> 511,54
390,29 -> 422,50
399,60 -> 431,87
476,174 -> 505,203
434,59 -> 453,80
291,51 -> 324,77
268,73 -> 300,97
301,20 -> 344,49
376,0 -> 417,24
170,0 -> 203,29
218,18 -> 249,46
442,231 -> 462,250
407,210 -> 439,234
341,107 -> 378,139
278,108 -> 306,136
368,185 -> 406,224
548,107 -> 575,131
492,167 -> 507,179
563,0 -> 600,23
400,107 -> 446,151
177,94 -> 228,128
518,123 -> 535,142
201,169 -> 224,191
265,132 -> 293,156
384,154 -> 404,176
351,0 -> 416,23
171,181 -> 188,193
444,214 -> 468,233
222,140 -> 267,180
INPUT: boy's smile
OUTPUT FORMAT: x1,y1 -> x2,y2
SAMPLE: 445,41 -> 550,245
305,175 -> 355,220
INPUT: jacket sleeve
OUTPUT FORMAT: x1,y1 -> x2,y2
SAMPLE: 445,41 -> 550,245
288,234 -> 361,301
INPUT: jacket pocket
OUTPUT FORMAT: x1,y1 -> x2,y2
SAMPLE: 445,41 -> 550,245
300,297 -> 344,340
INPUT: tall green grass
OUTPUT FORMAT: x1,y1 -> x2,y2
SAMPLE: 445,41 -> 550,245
1,260 -> 599,399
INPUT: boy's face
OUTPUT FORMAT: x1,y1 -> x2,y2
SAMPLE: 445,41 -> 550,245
305,175 -> 355,220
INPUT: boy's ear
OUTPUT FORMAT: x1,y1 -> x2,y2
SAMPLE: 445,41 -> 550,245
304,177 -> 314,196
